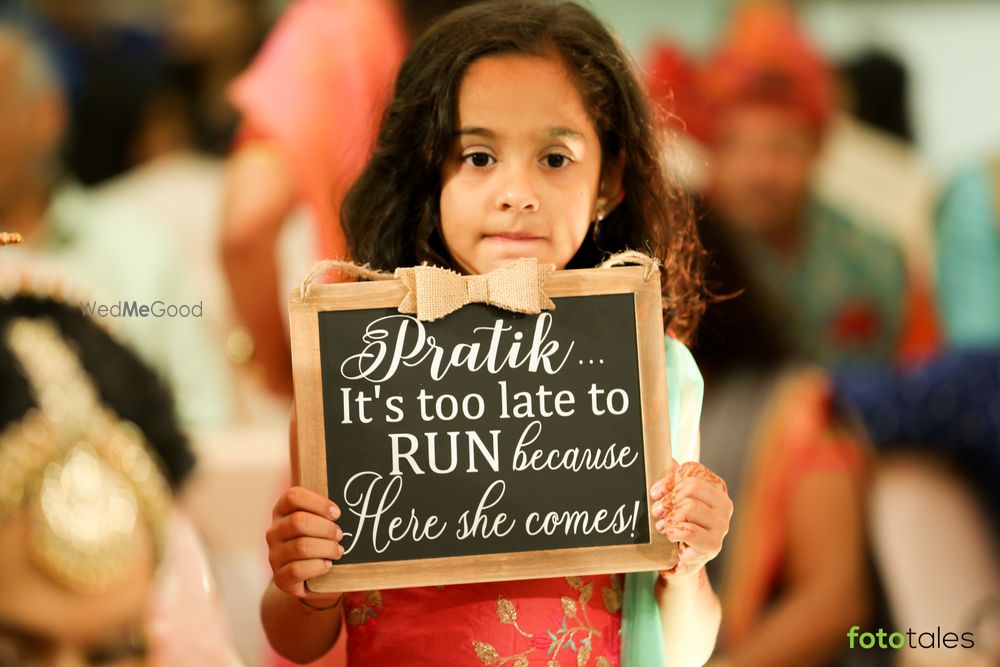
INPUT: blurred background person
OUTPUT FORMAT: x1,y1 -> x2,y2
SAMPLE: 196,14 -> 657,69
94,0 -> 277,419
831,76 -> 1000,666
221,0 -> 477,399
0,0 -> 164,186
641,3 -> 997,665
0,0 -> 267,183
693,214 -> 871,667
833,350 -> 1000,667
935,154 -> 1000,348
220,0 -> 407,398
830,144 -> 1000,666
813,48 -> 940,367
641,4 -> 997,665
687,3 -> 913,370
133,0 -> 269,162
0,290 -> 237,665
838,49 -> 914,145
0,20 -> 233,430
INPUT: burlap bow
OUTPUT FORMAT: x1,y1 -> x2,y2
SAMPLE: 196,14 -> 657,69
395,258 -> 556,321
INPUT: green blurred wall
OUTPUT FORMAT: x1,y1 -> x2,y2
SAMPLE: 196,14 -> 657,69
583,0 -> 736,58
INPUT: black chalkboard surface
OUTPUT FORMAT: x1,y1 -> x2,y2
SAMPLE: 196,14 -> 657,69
319,294 -> 648,564
289,265 -> 675,591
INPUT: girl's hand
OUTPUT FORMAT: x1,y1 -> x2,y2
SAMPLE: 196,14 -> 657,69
267,486 -> 345,603
649,461 -> 732,582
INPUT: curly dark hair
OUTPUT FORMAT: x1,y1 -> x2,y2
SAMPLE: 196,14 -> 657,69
341,0 -> 704,341
0,295 -> 194,489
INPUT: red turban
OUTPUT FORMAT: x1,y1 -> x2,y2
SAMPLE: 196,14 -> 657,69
692,2 -> 835,143
645,41 -> 697,134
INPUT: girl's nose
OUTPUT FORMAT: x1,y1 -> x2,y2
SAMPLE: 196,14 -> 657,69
495,168 -> 539,213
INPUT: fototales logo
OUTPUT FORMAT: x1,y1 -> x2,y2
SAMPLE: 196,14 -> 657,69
847,625 -> 974,650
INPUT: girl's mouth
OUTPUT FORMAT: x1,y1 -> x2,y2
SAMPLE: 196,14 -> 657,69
485,232 -> 544,241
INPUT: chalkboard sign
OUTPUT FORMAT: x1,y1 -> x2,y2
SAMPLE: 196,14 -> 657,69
289,265 -> 676,592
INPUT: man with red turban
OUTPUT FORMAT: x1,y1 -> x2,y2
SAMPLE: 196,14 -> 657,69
692,3 -> 910,367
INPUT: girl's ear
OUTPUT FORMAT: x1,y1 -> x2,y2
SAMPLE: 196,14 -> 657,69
595,152 -> 626,218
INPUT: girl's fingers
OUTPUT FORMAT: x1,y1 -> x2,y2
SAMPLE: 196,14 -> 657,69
649,459 -> 679,500
273,558 -> 335,596
271,536 -> 344,570
273,486 -> 340,521
651,479 -> 731,523
650,497 -> 668,519
659,498 -> 720,533
665,522 -> 723,557
670,477 -> 733,514
268,511 -> 342,545
651,463 -> 731,570
649,476 -> 669,501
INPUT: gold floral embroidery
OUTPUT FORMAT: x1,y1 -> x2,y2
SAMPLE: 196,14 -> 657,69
473,641 -> 501,665
601,574 -> 622,614
346,590 -> 383,627
472,577 -> 618,666
496,595 -> 534,639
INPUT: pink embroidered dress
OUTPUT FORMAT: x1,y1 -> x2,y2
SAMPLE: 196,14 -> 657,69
345,577 -> 623,666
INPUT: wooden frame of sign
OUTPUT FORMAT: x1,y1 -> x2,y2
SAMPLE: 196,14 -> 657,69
289,265 -> 676,592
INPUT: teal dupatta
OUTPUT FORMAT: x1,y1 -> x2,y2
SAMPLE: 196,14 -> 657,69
621,337 -> 704,666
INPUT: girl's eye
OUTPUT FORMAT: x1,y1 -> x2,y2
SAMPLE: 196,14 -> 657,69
463,152 -> 495,167
543,153 -> 572,168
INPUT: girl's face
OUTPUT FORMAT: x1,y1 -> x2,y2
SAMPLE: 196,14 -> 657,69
440,54 -> 605,274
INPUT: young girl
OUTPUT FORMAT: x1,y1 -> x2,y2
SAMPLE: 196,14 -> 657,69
263,2 -> 732,665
